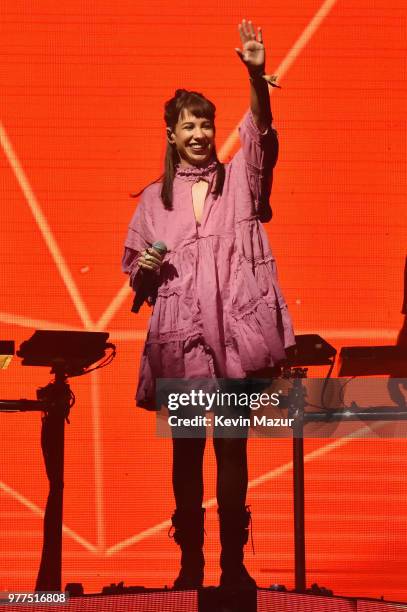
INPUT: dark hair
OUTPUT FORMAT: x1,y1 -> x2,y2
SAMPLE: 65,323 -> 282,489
161,89 -> 225,210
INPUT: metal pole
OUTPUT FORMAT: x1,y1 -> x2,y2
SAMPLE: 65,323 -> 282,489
288,375 -> 307,593
35,406 -> 65,591
293,434 -> 306,592
35,366 -> 70,591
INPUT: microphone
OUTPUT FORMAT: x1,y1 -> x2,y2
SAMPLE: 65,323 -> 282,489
131,241 -> 168,313
151,241 -> 168,258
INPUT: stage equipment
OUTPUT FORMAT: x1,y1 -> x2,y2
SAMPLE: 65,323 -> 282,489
283,336 -> 407,595
338,345 -> 407,376
0,330 -> 115,591
17,330 -> 111,374
1,586 -> 401,611
0,340 -> 14,369
284,334 -> 336,367
279,334 -> 337,594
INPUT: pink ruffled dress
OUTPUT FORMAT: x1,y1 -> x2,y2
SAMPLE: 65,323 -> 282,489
122,110 -> 295,409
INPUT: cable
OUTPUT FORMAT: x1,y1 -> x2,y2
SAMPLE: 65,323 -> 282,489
298,358 -> 337,413
338,376 -> 355,409
291,356 -> 337,413
70,346 -> 117,378
320,356 -> 336,411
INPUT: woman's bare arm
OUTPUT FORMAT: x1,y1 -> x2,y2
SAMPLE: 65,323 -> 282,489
235,19 -> 272,132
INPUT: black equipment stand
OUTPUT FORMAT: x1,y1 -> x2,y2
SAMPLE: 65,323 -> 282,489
285,370 -> 407,593
0,362 -> 73,591
286,372 -> 308,593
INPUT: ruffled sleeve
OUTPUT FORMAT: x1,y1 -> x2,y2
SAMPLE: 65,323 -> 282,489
236,110 -> 278,222
122,192 -> 155,291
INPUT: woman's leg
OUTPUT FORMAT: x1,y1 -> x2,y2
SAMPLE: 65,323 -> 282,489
172,437 -> 206,509
170,435 -> 206,589
213,437 -> 248,510
214,431 -> 256,588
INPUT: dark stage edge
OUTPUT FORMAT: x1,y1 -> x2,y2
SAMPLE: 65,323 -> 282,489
3,589 -> 405,612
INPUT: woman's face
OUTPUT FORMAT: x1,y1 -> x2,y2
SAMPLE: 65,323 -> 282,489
167,108 -> 215,167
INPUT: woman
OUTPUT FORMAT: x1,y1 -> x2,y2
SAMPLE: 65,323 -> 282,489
122,19 -> 295,589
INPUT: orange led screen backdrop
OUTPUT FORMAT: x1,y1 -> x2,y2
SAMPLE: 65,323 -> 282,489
0,0 -> 406,602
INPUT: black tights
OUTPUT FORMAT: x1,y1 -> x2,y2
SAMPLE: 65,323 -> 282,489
172,436 -> 248,511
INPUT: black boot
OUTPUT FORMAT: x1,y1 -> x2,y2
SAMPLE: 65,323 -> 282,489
169,507 -> 205,590
218,506 -> 257,590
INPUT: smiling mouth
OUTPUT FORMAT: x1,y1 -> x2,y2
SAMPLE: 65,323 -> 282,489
190,145 -> 208,153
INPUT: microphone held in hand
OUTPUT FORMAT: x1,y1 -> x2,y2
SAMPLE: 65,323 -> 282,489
151,240 -> 168,256
131,241 -> 168,313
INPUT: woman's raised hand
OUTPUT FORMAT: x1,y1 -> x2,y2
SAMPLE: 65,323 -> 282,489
235,19 -> 265,76
138,247 -> 164,272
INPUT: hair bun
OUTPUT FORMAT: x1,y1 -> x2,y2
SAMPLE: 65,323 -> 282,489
174,88 -> 188,98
